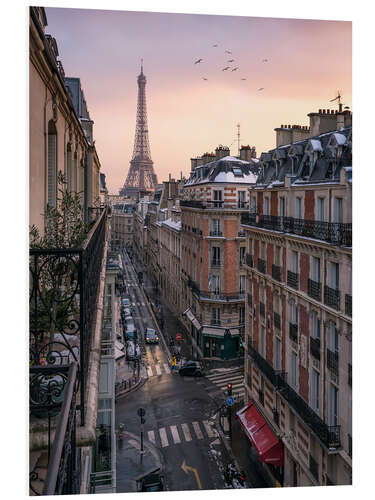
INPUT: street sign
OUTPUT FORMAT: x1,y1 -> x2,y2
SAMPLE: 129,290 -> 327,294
176,333 -> 182,341
137,407 -> 146,417
226,397 -> 234,406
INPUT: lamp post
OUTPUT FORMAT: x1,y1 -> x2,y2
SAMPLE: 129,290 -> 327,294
137,408 -> 146,463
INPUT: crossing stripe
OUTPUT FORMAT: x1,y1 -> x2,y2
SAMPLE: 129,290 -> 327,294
203,420 -> 215,438
164,363 -> 171,374
192,421 -> 204,440
170,425 -> 181,444
155,365 -> 162,376
147,366 -> 153,377
206,373 -> 244,382
159,427 -> 169,447
148,430 -> 155,444
181,423 -> 192,442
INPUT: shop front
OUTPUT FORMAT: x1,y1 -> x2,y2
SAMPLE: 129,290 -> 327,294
202,327 -> 240,359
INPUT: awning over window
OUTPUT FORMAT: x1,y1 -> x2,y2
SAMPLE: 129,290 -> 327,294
201,326 -> 226,337
183,308 -> 201,331
236,401 -> 284,467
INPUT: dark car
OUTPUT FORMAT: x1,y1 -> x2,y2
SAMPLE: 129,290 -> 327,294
136,469 -> 165,492
145,327 -> 159,344
179,360 -> 203,377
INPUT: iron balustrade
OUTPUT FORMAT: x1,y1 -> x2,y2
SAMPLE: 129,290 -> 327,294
310,336 -> 321,360
289,323 -> 298,343
258,389 -> 265,406
324,286 -> 341,311
260,302 -> 265,317
274,312 -> 281,329
211,259 -> 221,267
209,230 -> 223,237
308,279 -> 322,301
287,271 -> 299,289
245,253 -> 254,267
29,207 -> 107,426
240,213 -> 352,247
345,294 -> 352,317
258,258 -> 266,274
195,290 -> 245,302
181,199 -> 249,210
309,454 -> 319,482
272,264 -> 282,282
327,349 -> 339,375
248,341 -> 341,449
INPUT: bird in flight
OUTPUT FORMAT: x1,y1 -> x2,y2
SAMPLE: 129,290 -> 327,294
225,50 -> 232,54
194,58 -> 203,64
262,59 -> 268,62
231,67 -> 239,72
227,59 -> 235,62
258,87 -> 264,91
202,77 -> 208,80
222,67 -> 230,71
241,78 -> 247,80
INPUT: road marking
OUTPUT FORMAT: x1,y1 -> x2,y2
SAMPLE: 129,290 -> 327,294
170,425 -> 181,444
147,366 -> 153,377
155,365 -> 162,376
148,430 -> 155,444
203,420 -> 215,438
192,421 -> 203,440
181,423 -> 192,442
181,460 -> 202,489
164,363 -> 171,374
159,427 -> 169,447
142,302 -> 145,306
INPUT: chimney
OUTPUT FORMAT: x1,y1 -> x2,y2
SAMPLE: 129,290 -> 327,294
190,157 -> 198,171
215,145 -> 230,160
240,145 -> 251,161
167,198 -> 173,219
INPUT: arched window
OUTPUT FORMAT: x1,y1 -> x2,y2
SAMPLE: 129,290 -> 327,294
47,120 -> 57,207
66,143 -> 72,192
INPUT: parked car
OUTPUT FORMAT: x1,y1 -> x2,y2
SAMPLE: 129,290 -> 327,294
126,340 -> 135,360
145,328 -> 159,344
122,298 -> 131,307
125,326 -> 136,341
125,317 -> 135,328
136,469 -> 165,492
122,307 -> 132,317
179,360 -> 203,377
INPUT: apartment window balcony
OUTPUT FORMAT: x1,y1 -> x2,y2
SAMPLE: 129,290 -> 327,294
287,271 -> 299,289
258,258 -> 266,274
324,286 -> 341,311
327,349 -> 339,375
181,200 -> 250,210
273,408 -> 280,426
289,323 -> 298,343
309,454 -> 319,482
258,389 -> 264,406
308,279 -> 322,301
272,264 -> 282,282
209,230 -> 223,237
310,336 -> 321,360
345,294 -> 352,317
245,253 -> 253,268
274,312 -> 281,330
196,290 -> 245,302
211,259 -> 221,267
260,302 -> 265,317
247,293 -> 253,307
240,213 -> 352,247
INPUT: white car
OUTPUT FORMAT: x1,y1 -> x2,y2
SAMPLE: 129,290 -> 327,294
122,307 -> 132,317
122,298 -> 131,307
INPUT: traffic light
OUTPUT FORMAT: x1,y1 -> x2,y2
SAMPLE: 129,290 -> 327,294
227,383 -> 232,396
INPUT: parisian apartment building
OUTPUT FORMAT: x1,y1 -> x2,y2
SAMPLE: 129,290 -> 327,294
240,107 -> 352,487
109,196 -> 135,251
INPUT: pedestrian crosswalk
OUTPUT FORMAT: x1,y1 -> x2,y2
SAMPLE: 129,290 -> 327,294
205,369 -> 245,401
146,420 -> 217,449
131,302 -> 145,307
146,363 -> 172,378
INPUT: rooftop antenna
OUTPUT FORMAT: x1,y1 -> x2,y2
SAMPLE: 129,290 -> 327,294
236,123 -> 240,157
141,58 -> 143,74
329,90 -> 343,112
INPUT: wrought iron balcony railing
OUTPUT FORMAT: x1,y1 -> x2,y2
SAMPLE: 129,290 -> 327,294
247,341 -> 341,449
260,302 -> 265,317
324,286 -> 341,311
241,213 -> 352,247
287,270 -> 299,289
289,323 -> 298,343
190,284 -> 245,302
309,454 -> 319,482
272,264 -> 282,282
345,294 -> 352,317
30,207 -> 107,426
245,253 -> 253,268
274,311 -> 281,330
211,259 -> 221,267
209,230 -> 223,237
181,199 -> 249,210
308,279 -> 322,301
258,258 -> 266,274
327,349 -> 339,375
310,336 -> 321,360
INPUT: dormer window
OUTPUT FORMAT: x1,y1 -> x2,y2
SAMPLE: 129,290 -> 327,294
233,167 -> 243,177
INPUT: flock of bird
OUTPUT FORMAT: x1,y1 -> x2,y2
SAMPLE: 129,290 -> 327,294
194,43 -> 268,91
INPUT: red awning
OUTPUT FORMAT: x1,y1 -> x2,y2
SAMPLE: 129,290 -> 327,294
236,401 -> 284,467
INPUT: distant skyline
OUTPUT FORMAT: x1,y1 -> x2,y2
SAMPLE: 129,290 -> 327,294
45,7 -> 352,194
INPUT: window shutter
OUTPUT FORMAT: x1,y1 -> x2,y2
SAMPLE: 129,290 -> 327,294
47,134 -> 57,207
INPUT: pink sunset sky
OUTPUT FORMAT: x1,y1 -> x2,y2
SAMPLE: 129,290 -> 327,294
44,7 -> 352,194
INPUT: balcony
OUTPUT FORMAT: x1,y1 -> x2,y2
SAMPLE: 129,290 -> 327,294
309,454 -> 319,482
308,279 -> 322,301
274,312 -> 281,330
181,199 -> 249,210
327,349 -> 339,375
189,283 -> 245,302
209,230 -> 223,237
272,264 -> 282,282
345,294 -> 352,317
324,286 -> 341,311
287,271 -> 299,289
245,253 -> 253,268
289,323 -> 298,343
310,336 -> 321,360
240,213 -> 352,247
260,302 -> 265,317
247,341 -> 341,450
211,259 -> 221,267
257,258 -> 266,274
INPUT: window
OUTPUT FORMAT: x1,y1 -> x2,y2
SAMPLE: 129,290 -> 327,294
291,251 -> 299,273
233,167 -> 243,177
238,190 -> 246,208
312,257 -> 320,282
239,275 -> 246,293
209,275 -> 220,294
328,383 -> 339,426
211,218 -> 221,234
329,262 -> 339,290
239,306 -> 245,324
333,197 -> 343,223
275,337 -> 281,371
211,246 -> 221,264
213,190 -> 222,207
275,246 -> 281,266
47,120 -> 57,207
260,325 -> 266,357
279,197 -> 285,217
290,300 -> 298,324
290,351 -> 297,389
264,197 -> 270,215
317,197 -> 325,222
311,369 -> 320,412
211,307 -> 220,325
312,311 -> 320,339
329,321 -> 339,354
261,242 -> 266,259
66,144 -> 72,192
239,247 -> 246,265
250,196 -> 257,213
296,197 -> 302,219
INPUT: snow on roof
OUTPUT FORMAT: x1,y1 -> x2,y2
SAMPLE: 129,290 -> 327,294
214,171 -> 257,184
332,133 -> 347,145
310,139 -> 323,152
162,218 -> 181,231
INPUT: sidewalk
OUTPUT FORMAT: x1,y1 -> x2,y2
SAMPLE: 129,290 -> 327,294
115,357 -> 147,397
116,430 -> 164,492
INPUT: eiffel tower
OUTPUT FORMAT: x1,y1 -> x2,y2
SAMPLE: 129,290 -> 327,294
120,62 -> 158,198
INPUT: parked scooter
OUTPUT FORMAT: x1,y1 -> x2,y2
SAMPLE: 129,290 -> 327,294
224,463 -> 246,488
